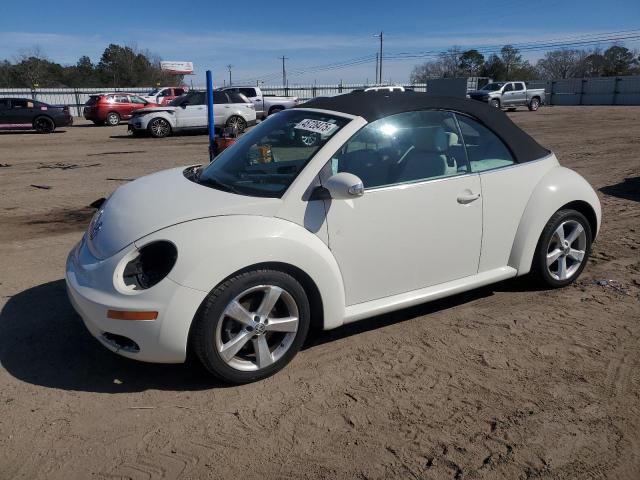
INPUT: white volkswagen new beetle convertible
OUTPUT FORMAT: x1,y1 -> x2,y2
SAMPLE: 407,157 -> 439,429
66,91 -> 601,383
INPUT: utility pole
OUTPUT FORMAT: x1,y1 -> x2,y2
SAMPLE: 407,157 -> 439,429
373,31 -> 383,84
375,53 -> 379,85
226,64 -> 233,86
280,56 -> 289,86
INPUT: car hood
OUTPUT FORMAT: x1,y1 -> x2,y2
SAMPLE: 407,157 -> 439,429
134,106 -> 177,114
87,167 -> 281,259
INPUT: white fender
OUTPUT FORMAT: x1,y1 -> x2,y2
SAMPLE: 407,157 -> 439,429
508,166 -> 601,275
137,215 -> 347,329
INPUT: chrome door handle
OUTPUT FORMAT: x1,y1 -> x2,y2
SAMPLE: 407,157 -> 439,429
457,192 -> 480,204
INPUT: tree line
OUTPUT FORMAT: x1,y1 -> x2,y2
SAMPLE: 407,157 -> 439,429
410,44 -> 640,83
0,44 -> 183,88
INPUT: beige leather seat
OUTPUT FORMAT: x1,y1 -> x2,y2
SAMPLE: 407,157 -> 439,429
395,126 -> 455,183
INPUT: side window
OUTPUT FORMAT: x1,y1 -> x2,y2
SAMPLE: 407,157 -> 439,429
332,110 -> 468,190
11,99 -> 32,109
514,82 -> 524,91
187,92 -> 206,105
129,96 -> 146,104
455,115 -> 515,172
503,83 -> 513,92
174,88 -> 184,96
0,99 -> 7,109
240,88 -> 257,98
213,91 -> 229,104
114,95 -> 129,103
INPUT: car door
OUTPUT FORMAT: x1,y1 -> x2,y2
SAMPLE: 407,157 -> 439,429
5,99 -> 38,127
128,95 -> 148,113
501,83 -> 515,106
512,82 -> 526,105
323,110 -> 482,306
239,88 -> 262,115
112,94 -> 133,119
175,91 -> 207,128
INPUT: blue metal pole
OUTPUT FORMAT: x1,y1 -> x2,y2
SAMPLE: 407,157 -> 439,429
206,70 -> 216,161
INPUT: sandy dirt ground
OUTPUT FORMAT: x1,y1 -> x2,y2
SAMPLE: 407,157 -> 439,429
0,107 -> 639,480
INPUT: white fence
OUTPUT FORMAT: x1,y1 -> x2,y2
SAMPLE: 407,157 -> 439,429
0,87 -> 150,117
2,76 -> 639,116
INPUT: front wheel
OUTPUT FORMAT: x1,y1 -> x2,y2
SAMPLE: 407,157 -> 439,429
490,99 -> 501,108
528,98 -> 540,111
33,116 -> 55,133
532,209 -> 592,288
192,269 -> 310,384
148,118 -> 171,138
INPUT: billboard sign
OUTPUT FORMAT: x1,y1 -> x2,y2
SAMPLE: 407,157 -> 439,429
160,61 -> 194,75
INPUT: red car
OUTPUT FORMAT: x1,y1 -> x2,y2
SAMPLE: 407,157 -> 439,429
83,93 -> 159,126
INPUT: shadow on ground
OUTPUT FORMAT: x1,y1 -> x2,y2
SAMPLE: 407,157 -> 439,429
600,176 -> 640,202
0,276 -> 536,393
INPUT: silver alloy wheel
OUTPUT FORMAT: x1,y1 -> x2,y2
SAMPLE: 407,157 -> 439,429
531,99 -> 540,110
215,285 -> 299,371
546,220 -> 587,281
300,133 -> 318,146
106,112 -> 120,126
226,116 -> 246,133
150,118 -> 169,137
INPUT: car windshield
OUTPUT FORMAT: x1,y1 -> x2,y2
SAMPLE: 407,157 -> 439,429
148,88 -> 160,96
480,82 -> 505,91
197,109 -> 350,198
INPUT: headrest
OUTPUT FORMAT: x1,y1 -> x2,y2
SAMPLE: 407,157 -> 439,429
447,132 -> 459,147
413,126 -> 449,152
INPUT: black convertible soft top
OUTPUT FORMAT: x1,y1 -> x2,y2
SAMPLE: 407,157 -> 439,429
297,91 -> 550,163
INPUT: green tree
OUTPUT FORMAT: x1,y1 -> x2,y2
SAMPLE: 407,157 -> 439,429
482,54 -> 506,80
459,49 -> 485,76
602,45 -> 634,76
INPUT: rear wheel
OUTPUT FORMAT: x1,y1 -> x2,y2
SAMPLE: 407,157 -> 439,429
268,106 -> 284,116
192,269 -> 310,384
532,209 -> 592,288
528,97 -> 540,111
225,115 -> 247,134
105,112 -> 120,126
490,98 -> 501,108
33,116 -> 55,134
148,118 -> 171,138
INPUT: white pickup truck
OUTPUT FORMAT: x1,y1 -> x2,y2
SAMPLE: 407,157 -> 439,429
217,86 -> 298,119
468,81 -> 545,111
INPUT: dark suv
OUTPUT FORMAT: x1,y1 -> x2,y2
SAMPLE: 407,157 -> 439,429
0,98 -> 73,133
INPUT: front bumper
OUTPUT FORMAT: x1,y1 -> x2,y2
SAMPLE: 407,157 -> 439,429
65,237 -> 207,363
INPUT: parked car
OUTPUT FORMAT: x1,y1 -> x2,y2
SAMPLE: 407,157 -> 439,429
142,86 -> 187,105
218,86 -> 298,119
364,85 -> 406,92
0,97 -> 72,133
128,90 -> 256,138
66,91 -> 600,384
83,93 -> 159,126
468,81 -> 545,111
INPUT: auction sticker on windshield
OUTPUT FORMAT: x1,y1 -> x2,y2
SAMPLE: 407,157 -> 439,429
294,119 -> 338,135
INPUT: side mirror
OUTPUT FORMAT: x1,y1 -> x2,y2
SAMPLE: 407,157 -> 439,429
181,102 -> 189,108
313,172 -> 364,200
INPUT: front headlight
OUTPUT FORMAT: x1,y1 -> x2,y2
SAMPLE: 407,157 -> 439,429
122,241 -> 177,290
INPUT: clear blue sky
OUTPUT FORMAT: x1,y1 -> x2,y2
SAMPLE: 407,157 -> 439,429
0,0 -> 638,85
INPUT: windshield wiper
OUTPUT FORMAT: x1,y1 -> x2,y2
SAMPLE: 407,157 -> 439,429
199,176 -> 243,195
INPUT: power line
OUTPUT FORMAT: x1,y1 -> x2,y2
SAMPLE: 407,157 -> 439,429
234,30 -> 640,84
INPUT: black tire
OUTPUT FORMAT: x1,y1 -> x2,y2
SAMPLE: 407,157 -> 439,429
33,116 -> 55,134
105,112 -> 120,126
192,269 -> 311,384
490,98 -> 501,108
225,115 -> 247,134
148,117 -> 171,138
268,106 -> 284,116
532,209 -> 592,288
528,97 -> 540,111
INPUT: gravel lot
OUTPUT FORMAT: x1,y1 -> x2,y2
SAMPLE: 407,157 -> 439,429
0,107 -> 639,480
